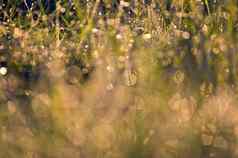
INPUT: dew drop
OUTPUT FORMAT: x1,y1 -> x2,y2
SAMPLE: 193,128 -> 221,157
143,33 -> 152,40
0,67 -> 7,76
106,83 -> 114,91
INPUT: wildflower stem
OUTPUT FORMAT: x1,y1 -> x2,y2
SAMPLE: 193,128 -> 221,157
204,0 -> 211,15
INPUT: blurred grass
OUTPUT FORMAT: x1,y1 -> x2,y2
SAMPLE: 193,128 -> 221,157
0,0 -> 238,158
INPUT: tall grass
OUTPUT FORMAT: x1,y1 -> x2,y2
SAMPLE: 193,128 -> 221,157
0,0 -> 238,158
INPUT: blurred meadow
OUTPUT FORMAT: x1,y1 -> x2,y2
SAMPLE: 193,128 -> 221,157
1,0 -> 238,158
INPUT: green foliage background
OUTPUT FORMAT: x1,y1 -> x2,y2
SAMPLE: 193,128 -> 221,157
1,0 -> 238,158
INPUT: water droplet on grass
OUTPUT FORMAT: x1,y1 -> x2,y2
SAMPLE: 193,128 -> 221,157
0,67 -> 7,76
92,28 -> 99,33
106,65 -> 114,72
182,31 -> 190,39
143,33 -> 152,40
116,34 -> 122,40
106,83 -> 114,91
60,7 -> 66,13
121,1 -> 130,7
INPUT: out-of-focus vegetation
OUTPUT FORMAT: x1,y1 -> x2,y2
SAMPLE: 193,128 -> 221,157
1,0 -> 238,157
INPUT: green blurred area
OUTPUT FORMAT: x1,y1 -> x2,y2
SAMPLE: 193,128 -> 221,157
0,1 -> 238,158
